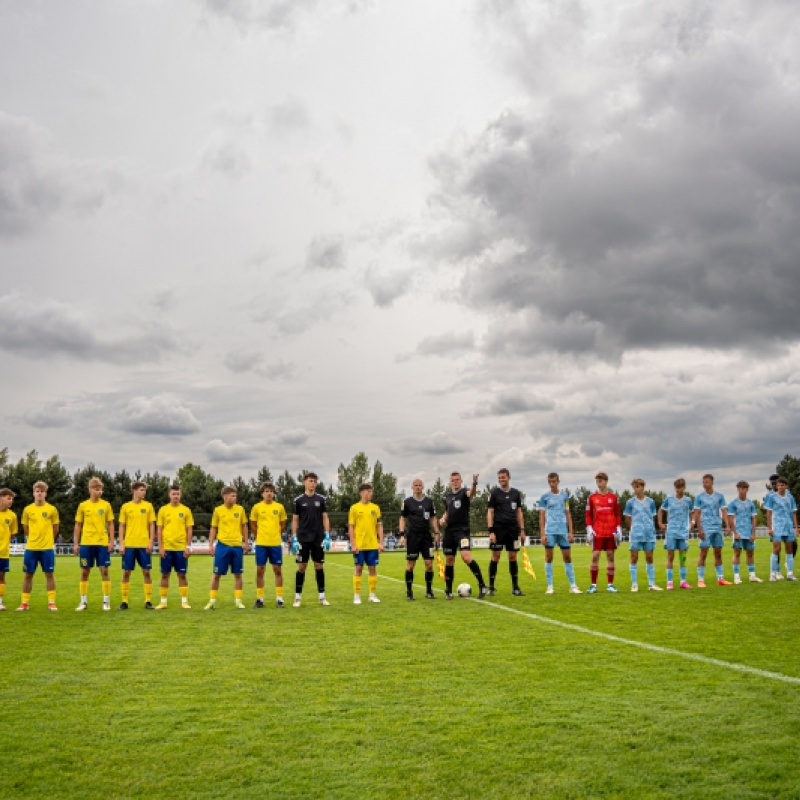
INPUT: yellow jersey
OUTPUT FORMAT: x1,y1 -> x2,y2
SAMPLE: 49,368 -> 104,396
0,509 -> 19,557
75,499 -> 114,545
118,500 -> 156,548
250,501 -> 287,547
157,504 -> 194,551
348,502 -> 382,550
21,502 -> 60,550
211,504 -> 247,546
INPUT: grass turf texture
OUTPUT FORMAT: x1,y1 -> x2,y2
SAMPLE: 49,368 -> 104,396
1,545 -> 798,800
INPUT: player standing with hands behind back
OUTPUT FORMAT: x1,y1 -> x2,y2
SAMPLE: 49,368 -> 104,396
486,468 -> 525,596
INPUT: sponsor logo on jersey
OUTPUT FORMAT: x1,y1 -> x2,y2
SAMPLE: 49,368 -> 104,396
423,512 -> 430,520
511,502 -> 517,510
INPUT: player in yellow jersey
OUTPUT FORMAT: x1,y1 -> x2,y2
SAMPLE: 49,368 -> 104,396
18,482 -> 59,611
73,477 -> 115,611
205,486 -> 249,610
0,488 -> 20,611
348,483 -> 385,604
249,481 -> 287,608
156,485 -> 194,609
117,480 -> 157,610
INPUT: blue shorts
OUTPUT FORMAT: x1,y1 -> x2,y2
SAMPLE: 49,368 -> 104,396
122,547 -> 152,571
255,545 -> 282,567
353,549 -> 380,567
664,536 -> 689,551
161,550 -> 188,574
732,537 -> 756,551
79,544 -> 110,569
630,540 -> 655,552
699,531 -> 724,549
773,530 -> 797,543
214,542 -> 244,575
23,549 -> 56,573
544,533 -> 570,549
0,557 -> 8,573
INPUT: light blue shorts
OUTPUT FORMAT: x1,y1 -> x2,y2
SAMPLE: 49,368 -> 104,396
544,533 -> 570,549
699,530 -> 724,549
630,540 -> 655,552
664,536 -> 689,551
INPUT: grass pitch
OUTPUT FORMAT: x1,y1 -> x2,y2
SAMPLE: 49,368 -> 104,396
1,545 -> 798,799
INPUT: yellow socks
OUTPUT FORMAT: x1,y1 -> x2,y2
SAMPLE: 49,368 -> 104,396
179,586 -> 188,601
144,584 -> 152,602
47,590 -> 56,605
102,581 -> 111,599
79,581 -> 88,601
369,575 -> 377,594
234,589 -> 243,600
22,592 -> 31,605
121,583 -> 130,603
276,586 -> 283,600
353,576 -> 362,594
256,587 -> 265,600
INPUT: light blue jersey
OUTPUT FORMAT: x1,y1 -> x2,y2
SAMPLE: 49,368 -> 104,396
624,496 -> 657,541
693,491 -> 726,534
661,495 -> 692,538
770,492 -> 797,536
763,490 -> 776,511
539,491 -> 570,536
727,498 -> 756,537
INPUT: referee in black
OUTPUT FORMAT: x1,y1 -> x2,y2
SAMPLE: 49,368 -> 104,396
487,468 -> 526,595
292,472 -> 331,607
439,472 -> 488,599
399,478 -> 440,600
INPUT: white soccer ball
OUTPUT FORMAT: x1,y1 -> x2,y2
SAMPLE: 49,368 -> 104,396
457,583 -> 472,597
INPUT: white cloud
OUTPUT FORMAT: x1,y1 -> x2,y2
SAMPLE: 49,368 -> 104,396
386,431 -> 468,457
118,395 -> 201,436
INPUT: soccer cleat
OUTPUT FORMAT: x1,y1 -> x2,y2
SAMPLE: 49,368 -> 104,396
145,601 -> 155,610
697,579 -> 706,588
630,585 -> 639,592
511,588 -> 525,596
235,600 -> 246,609
733,575 -> 742,585
353,595 -> 362,605
770,573 -> 778,582
181,601 -> 191,609
368,595 -> 381,603
103,601 -> 111,611
775,572 -> 785,580
15,603 -> 29,611
545,586 -> 554,595
787,574 -> 797,581
749,574 -> 763,583
717,578 -> 733,586
293,598 -> 301,607
666,581 -> 674,591
586,585 -> 598,594
487,587 -> 497,596
478,586 -> 489,599
679,581 -> 693,589
276,597 -> 284,607
0,603 -> 5,611
569,585 -> 582,594
48,602 -> 58,612
254,598 -> 265,609
319,597 -> 330,606
445,592 -> 454,600
155,602 -> 168,609
606,584 -> 619,593
118,602 -> 129,610
648,584 -> 663,591
204,601 -> 216,610
75,602 -> 88,611
406,594 -> 415,601
425,592 -> 436,600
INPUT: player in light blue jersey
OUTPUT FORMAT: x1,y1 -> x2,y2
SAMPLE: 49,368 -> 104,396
692,474 -> 731,587
624,478 -> 661,592
538,473 -> 581,594
764,474 -> 781,577
657,477 -> 694,589
727,481 -> 761,584
767,477 -> 798,581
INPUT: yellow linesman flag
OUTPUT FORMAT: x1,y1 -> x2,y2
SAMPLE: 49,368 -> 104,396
436,551 -> 446,580
521,547 -> 537,580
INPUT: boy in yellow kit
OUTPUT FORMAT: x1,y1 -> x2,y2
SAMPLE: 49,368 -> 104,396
249,481 -> 287,608
117,480 -> 157,610
156,485 -> 194,609
73,477 -> 115,611
348,483 -> 384,604
0,488 -> 18,610
205,486 -> 249,610
18,482 -> 59,611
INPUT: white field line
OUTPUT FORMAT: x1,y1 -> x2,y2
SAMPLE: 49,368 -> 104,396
329,562 -> 800,687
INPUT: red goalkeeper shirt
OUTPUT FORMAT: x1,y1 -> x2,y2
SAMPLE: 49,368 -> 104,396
585,492 -> 621,538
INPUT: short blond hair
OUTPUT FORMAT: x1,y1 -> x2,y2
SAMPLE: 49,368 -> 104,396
88,477 -> 103,490
33,481 -> 48,492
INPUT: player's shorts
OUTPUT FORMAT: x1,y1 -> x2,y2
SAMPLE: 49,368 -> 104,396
732,537 -> 756,551
296,540 -> 325,564
122,547 -> 152,572
353,549 -> 379,567
80,544 -> 110,569
543,533 -> 570,549
664,535 -> 689,551
23,549 -> 55,573
214,542 -> 244,575
405,532 -> 434,561
0,558 -> 9,573
773,530 -> 797,543
442,529 -> 471,555
629,540 -> 655,552
592,535 -> 617,552
699,531 -> 724,549
490,526 -> 521,552
160,550 -> 188,574
255,545 -> 283,566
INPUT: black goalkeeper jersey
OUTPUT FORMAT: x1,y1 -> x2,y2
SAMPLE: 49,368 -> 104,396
293,493 -> 327,543
401,496 -> 436,536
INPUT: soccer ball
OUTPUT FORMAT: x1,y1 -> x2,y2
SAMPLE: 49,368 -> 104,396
457,583 -> 472,597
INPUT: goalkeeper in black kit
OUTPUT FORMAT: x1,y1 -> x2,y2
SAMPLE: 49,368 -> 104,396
399,478 -> 440,600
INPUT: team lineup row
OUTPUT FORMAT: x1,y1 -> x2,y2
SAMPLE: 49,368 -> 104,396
1,468 -> 797,611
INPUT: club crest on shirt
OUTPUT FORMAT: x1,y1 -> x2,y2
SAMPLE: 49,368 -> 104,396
98,509 -> 104,515
454,501 -> 461,509
423,512 -> 430,520
234,512 -> 239,518
273,509 -> 278,515
42,512 -> 48,518
179,512 -> 184,518
511,502 -> 517,510
141,508 -> 146,513
314,501 -> 320,507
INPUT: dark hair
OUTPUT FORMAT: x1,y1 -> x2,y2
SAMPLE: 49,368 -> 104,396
595,472 -> 608,481
0,488 -> 15,499
547,472 -> 559,480
304,472 -> 318,481
702,473 -> 714,481
736,480 -> 749,489
497,468 -> 510,477
777,476 -> 789,485
169,484 -> 181,492
260,482 -> 275,493
358,483 -> 373,492
131,481 -> 147,492
450,472 -> 461,478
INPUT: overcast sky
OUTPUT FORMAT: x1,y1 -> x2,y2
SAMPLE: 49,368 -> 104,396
1,0 -> 799,500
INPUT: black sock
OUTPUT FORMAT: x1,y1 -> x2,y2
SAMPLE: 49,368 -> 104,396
295,571 -> 305,594
468,560 -> 485,587
509,560 -> 519,589
445,565 -> 454,593
405,569 -> 414,595
489,560 -> 498,587
425,569 -> 433,592
315,568 -> 325,593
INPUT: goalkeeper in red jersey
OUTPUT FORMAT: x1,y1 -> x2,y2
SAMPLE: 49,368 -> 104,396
585,472 -> 622,593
